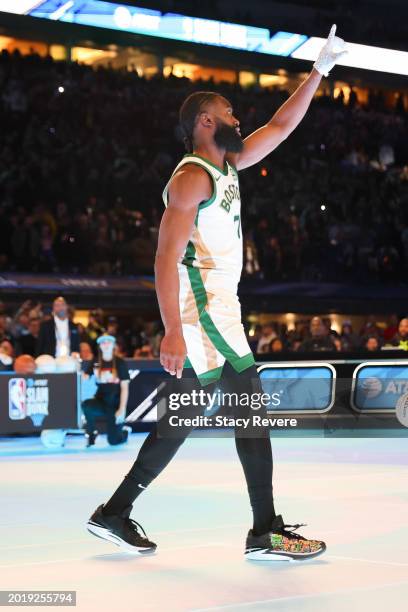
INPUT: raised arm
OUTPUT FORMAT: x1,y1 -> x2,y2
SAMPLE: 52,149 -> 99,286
155,165 -> 212,378
231,24 -> 348,171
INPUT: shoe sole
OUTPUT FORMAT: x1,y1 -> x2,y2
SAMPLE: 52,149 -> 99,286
245,543 -> 326,562
86,522 -> 157,555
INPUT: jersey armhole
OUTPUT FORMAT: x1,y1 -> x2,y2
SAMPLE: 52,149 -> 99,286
198,165 -> 217,210
177,160 -> 217,210
164,161 -> 217,210
180,161 -> 217,210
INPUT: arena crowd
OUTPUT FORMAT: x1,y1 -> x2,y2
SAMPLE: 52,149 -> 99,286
0,49 -> 407,283
1,298 -> 407,372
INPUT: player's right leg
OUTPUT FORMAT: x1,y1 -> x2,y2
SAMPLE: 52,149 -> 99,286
86,372 -> 212,553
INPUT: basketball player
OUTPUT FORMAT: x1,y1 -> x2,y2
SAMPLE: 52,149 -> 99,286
87,25 -> 347,560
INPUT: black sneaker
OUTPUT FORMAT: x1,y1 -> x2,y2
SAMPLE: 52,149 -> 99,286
85,430 -> 98,448
86,504 -> 157,554
122,425 -> 132,443
245,514 -> 326,561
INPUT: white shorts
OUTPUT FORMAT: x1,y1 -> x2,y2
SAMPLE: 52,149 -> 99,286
178,265 -> 255,385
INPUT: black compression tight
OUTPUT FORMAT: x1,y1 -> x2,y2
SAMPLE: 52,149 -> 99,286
103,362 -> 276,536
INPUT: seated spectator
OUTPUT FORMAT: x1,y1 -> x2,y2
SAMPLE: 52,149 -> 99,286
80,341 -> 94,362
247,324 -> 262,353
8,300 -> 31,339
0,339 -> 14,371
269,338 -> 284,353
299,317 -> 336,351
359,316 -> 382,339
256,323 -> 277,353
364,335 -> 381,351
340,321 -> 360,351
391,318 -> 408,351
18,317 -> 41,356
82,334 -> 130,447
383,315 -> 399,343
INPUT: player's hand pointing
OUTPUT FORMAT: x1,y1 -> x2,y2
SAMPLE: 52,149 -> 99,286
313,24 -> 348,77
160,330 -> 187,379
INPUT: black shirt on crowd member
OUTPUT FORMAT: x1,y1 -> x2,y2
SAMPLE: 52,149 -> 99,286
18,333 -> 37,357
85,357 -> 130,406
298,336 -> 336,352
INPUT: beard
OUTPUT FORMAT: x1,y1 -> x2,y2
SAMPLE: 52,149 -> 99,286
214,121 -> 244,153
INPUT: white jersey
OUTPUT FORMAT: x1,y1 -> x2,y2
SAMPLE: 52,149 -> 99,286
163,153 -> 243,294
162,153 -> 254,385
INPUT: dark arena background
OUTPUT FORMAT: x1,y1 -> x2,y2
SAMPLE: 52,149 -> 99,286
0,1 -> 407,610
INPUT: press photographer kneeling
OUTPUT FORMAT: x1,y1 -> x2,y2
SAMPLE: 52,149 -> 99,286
82,334 -> 131,447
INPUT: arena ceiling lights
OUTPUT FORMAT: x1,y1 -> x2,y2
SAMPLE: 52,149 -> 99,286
1,0 -> 407,76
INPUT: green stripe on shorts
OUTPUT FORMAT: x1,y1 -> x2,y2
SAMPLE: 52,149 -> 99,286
185,264 -> 255,374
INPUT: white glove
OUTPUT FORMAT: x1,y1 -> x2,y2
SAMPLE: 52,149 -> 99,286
313,24 -> 348,77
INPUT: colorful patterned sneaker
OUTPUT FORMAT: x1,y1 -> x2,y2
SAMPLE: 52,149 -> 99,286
245,514 -> 326,561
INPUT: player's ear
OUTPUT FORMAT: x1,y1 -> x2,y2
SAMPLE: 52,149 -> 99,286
197,111 -> 214,128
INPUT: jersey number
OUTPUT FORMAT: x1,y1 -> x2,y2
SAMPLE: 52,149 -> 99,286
234,214 -> 241,238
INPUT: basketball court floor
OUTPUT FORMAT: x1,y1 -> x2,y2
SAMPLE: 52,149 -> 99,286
1,432 -> 407,611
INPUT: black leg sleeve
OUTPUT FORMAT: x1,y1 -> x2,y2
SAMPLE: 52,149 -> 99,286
221,362 -> 276,536
103,373 -> 215,515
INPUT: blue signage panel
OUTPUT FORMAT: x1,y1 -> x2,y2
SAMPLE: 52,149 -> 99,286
258,363 -> 335,413
352,362 -> 408,412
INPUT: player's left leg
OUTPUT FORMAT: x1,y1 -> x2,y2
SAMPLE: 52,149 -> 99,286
220,362 -> 276,534
220,362 -> 326,561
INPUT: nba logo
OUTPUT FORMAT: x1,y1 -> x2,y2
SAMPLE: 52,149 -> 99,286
9,378 -> 27,420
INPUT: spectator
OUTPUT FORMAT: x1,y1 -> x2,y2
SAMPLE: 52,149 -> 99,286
391,318 -> 408,351
8,300 -> 32,339
299,317 -> 336,351
340,321 -> 360,351
82,334 -> 130,447
18,316 -> 41,356
86,310 -> 105,346
106,316 -> 119,337
364,335 -> 380,351
269,338 -> 284,353
383,314 -> 399,343
0,339 -> 14,371
256,323 -> 277,354
247,324 -> 262,353
80,341 -> 94,362
36,296 -> 80,357
359,316 -> 382,339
